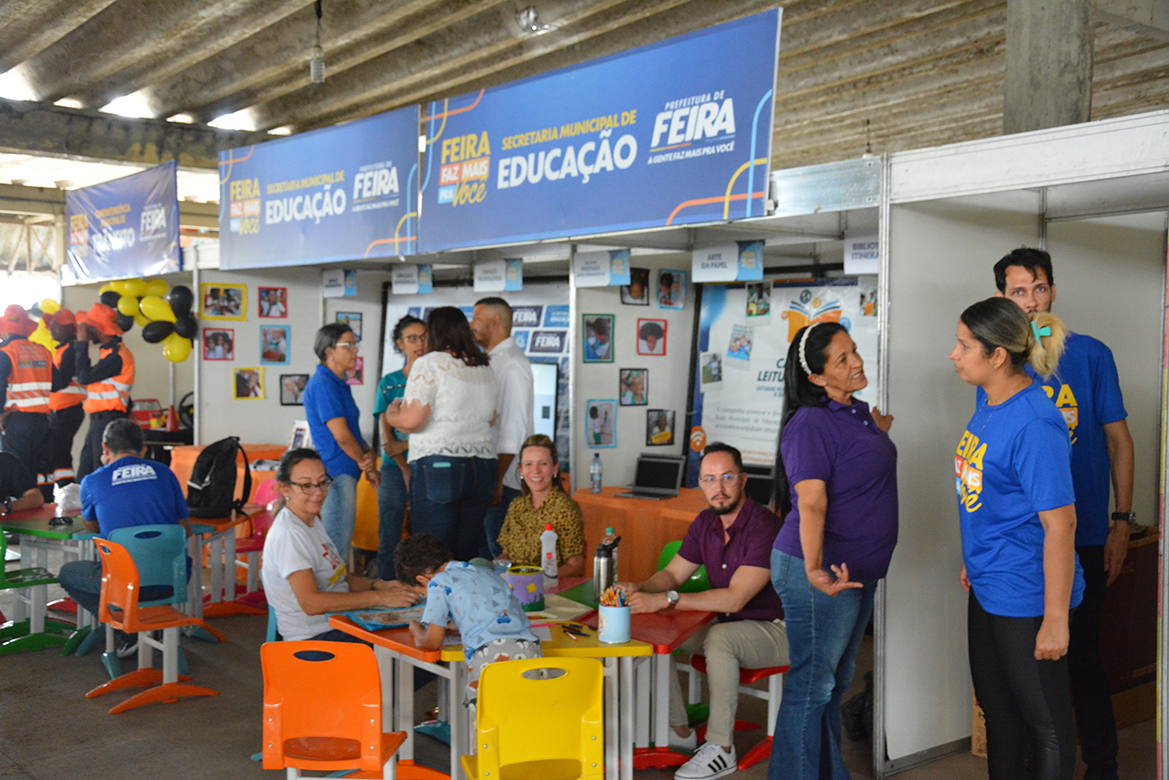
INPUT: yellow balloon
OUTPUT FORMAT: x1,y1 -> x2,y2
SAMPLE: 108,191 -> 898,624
99,283 -> 116,294
140,295 -> 176,322
40,298 -> 60,314
117,294 -> 139,317
144,279 -> 169,297
110,280 -> 129,295
123,278 -> 147,298
29,322 -> 57,351
134,311 -> 150,328
163,334 -> 192,362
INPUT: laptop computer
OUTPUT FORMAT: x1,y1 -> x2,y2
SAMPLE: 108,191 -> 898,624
615,454 -> 686,500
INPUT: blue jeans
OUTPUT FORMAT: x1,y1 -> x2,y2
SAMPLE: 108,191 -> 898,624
376,457 -> 409,580
409,456 -> 494,562
58,556 -> 192,637
479,484 -> 521,560
768,549 -> 877,780
320,472 -> 358,567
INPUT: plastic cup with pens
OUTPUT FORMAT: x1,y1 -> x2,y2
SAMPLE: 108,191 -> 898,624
598,586 -> 631,644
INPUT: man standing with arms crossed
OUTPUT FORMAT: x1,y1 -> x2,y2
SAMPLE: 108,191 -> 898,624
43,308 -> 86,488
469,297 -> 533,559
995,247 -> 1133,780
74,303 -> 134,481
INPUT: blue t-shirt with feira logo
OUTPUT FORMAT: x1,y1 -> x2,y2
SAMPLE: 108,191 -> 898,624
956,384 -> 1084,618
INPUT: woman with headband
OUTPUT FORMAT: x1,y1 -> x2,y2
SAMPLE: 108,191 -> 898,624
768,321 -> 897,780
951,298 -> 1081,780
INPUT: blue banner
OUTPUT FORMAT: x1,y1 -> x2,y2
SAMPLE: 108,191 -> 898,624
418,9 -> 780,252
66,161 -> 179,282
218,107 -> 420,269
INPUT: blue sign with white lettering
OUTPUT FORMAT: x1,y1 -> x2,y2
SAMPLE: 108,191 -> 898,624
66,161 -> 179,282
218,107 -> 420,269
418,9 -> 780,252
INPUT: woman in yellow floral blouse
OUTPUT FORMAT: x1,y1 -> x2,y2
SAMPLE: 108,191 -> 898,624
496,434 -> 585,577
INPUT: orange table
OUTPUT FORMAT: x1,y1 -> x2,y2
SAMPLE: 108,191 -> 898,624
169,443 -> 286,505
572,487 -> 708,583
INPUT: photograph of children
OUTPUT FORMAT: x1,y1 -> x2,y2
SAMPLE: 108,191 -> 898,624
727,324 -> 754,363
258,287 -> 287,318
586,399 -> 617,448
657,269 -> 687,310
618,368 -> 648,406
336,311 -> 362,339
202,328 -> 234,361
620,267 -> 649,305
646,409 -> 675,446
582,314 -> 614,363
701,352 -> 723,385
200,283 -> 246,320
637,318 -> 667,356
280,374 -> 309,406
260,325 -> 290,365
746,282 -> 771,317
345,357 -> 364,385
233,367 -> 264,400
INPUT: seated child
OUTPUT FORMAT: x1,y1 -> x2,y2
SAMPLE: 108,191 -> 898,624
395,533 -> 543,703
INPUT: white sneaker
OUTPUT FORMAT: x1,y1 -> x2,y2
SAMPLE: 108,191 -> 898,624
673,741 -> 737,780
668,728 -> 698,751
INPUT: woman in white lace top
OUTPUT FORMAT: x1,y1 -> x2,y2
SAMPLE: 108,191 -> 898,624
383,307 -> 499,561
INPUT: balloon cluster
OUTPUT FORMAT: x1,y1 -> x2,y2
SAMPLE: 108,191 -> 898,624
97,279 -> 198,363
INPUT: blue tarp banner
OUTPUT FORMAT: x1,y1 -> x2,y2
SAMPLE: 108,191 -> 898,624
218,107 -> 420,269
66,161 -> 180,282
418,9 -> 780,253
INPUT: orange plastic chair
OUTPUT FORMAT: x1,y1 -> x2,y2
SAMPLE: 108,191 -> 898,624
688,656 -> 790,770
261,641 -> 407,779
85,539 -> 226,714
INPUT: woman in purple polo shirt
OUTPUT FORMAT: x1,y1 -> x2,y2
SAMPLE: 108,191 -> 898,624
768,322 -> 897,780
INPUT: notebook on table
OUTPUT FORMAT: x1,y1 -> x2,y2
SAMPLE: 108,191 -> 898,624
615,454 -> 686,500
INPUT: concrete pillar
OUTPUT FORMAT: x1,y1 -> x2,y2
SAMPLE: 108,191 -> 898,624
1003,0 -> 1095,134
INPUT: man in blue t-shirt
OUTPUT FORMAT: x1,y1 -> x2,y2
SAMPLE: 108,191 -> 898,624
56,418 -> 189,656
994,247 -> 1134,780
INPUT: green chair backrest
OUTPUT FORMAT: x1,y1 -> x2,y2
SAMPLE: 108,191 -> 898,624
657,540 -> 711,593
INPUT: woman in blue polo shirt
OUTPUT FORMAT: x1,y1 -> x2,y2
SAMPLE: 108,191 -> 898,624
769,321 -> 897,780
303,322 -> 378,566
950,297 -> 1083,780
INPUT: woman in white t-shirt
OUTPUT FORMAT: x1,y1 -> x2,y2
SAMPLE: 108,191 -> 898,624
383,306 -> 498,562
261,448 -> 418,642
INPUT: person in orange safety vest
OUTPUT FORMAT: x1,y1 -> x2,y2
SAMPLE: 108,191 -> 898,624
0,304 -> 52,490
44,308 -> 87,487
74,303 -> 135,481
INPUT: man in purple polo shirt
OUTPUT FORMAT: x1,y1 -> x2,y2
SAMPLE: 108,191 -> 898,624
619,442 -> 788,780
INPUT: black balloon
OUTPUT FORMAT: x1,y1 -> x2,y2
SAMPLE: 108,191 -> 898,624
100,291 -> 120,308
115,312 -> 134,332
166,285 -> 194,317
174,315 -> 198,339
142,320 -> 174,344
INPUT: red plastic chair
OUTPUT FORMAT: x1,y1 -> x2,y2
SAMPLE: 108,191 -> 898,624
262,641 -> 407,779
234,479 -> 280,606
688,655 -> 789,769
85,539 -> 226,714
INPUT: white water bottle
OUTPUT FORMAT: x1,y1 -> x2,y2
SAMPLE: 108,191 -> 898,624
602,527 -> 619,580
590,454 -> 603,493
541,522 -> 559,587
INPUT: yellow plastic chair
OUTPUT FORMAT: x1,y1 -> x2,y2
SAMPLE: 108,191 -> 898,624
461,657 -> 604,780
352,464 -> 381,555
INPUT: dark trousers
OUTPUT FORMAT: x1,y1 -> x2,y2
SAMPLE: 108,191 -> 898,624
1,411 -> 50,495
409,455 -> 494,563
480,484 -> 521,560
48,405 -> 85,484
968,590 -> 1076,780
1069,546 -> 1119,780
77,410 -> 127,480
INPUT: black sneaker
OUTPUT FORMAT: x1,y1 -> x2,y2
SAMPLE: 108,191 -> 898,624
115,635 -> 138,659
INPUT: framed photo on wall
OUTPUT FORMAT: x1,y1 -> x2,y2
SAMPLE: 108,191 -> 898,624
636,318 -> 667,356
288,420 -> 313,449
647,409 -> 675,446
202,328 -> 234,361
657,269 -> 686,310
621,267 -> 649,305
260,325 -> 290,365
200,282 -> 247,321
258,286 -> 288,318
586,399 -> 617,448
337,311 -> 362,339
280,374 -> 308,406
618,368 -> 648,406
582,314 -> 614,363
233,367 -> 264,400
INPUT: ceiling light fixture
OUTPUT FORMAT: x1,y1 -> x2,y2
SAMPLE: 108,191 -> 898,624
310,0 -> 325,84
516,6 -> 556,35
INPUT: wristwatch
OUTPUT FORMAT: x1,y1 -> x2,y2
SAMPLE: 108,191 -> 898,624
1110,511 -> 1136,527
664,590 -> 680,608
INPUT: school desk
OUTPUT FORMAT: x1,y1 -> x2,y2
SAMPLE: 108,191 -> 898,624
188,508 -> 263,621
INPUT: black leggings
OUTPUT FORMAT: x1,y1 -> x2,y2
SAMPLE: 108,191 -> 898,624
968,590 -> 1076,780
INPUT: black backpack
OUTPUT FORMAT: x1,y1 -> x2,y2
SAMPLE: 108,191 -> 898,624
186,436 -> 251,519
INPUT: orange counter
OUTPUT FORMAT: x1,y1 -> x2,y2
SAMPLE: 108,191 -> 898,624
170,443 -> 287,505
572,486 -> 708,583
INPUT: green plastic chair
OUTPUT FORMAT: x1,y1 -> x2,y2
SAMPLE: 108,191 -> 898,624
657,540 -> 711,593
0,530 -> 71,654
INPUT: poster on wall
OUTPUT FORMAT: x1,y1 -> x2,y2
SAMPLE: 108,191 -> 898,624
65,161 -> 180,282
218,106 -> 420,269
686,280 -> 877,480
417,9 -> 781,252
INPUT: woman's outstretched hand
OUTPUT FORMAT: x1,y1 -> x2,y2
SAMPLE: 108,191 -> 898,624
807,563 -> 863,597
872,407 -> 894,433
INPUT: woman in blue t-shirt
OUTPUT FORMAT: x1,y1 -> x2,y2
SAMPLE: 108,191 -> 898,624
769,321 -> 897,780
372,315 -> 427,580
950,297 -> 1084,780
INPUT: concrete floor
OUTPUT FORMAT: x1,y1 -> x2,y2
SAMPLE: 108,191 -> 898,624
0,547 -> 1158,780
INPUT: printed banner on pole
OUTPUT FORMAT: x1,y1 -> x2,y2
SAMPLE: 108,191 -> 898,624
574,249 -> 632,287
218,106 -> 420,269
418,9 -> 781,252
844,232 -> 879,275
392,264 -> 433,295
692,240 -> 764,283
474,259 -> 523,292
65,161 -> 180,282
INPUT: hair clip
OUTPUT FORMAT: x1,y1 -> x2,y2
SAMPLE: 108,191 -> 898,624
1030,321 -> 1051,341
